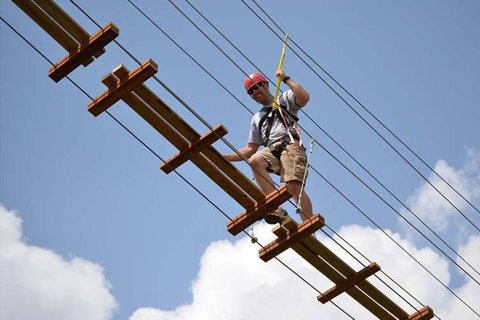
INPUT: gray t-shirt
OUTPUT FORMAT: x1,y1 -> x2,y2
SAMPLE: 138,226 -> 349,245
248,90 -> 301,145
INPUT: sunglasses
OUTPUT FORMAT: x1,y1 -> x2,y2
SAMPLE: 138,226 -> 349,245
247,82 -> 265,95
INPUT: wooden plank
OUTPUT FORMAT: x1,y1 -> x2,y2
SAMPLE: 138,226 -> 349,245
31,0 -> 87,41
101,73 -> 118,88
291,242 -> 396,320
12,0 -> 83,54
32,0 -> 99,53
318,262 -> 381,304
273,224 -> 288,237
135,86 -> 201,141
408,306 -> 434,320
88,59 -> 158,116
48,22 -> 119,82
227,185 -> 292,236
300,236 -> 409,319
160,124 -> 228,174
31,0 -> 105,60
100,72 -> 256,210
101,73 -> 188,149
92,48 -> 106,59
112,64 -> 130,78
131,81 -> 266,203
259,214 -> 325,262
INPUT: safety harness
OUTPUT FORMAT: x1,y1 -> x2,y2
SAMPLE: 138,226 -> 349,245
258,103 -> 302,159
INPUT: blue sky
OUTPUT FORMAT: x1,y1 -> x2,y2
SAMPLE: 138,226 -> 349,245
1,1 -> 479,319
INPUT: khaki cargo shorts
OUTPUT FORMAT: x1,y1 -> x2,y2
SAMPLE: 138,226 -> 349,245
256,141 -> 308,183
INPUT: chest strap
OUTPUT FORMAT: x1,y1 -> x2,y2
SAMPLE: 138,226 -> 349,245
258,104 -> 299,148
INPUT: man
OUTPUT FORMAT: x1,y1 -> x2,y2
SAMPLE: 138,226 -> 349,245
224,70 -> 313,224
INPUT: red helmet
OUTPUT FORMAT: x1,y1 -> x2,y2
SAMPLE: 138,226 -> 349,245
244,73 -> 267,93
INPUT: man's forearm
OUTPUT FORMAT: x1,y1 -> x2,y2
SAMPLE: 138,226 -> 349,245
224,144 -> 258,162
284,77 -> 309,107
224,151 -> 246,162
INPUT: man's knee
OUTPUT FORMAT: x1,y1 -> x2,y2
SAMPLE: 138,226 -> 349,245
287,180 -> 303,195
250,154 -> 268,170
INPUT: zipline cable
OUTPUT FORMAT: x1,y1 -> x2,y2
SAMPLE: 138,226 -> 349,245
249,0 -> 480,217
0,15 -> 357,320
241,0 -> 480,232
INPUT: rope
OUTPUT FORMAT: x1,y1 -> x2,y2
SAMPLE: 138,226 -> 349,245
296,139 -> 315,216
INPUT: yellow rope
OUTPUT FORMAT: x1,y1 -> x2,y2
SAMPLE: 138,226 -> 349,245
273,33 -> 288,108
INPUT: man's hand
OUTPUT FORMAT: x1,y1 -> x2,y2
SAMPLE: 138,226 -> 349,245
275,70 -> 287,82
275,70 -> 309,107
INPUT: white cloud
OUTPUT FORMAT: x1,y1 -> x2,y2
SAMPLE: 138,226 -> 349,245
0,205 -> 118,320
129,223 -> 479,320
437,235 -> 480,319
403,148 -> 480,232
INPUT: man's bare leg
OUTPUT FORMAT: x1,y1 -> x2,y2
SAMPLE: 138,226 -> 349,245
287,180 -> 313,222
249,154 -> 276,194
249,154 -> 288,224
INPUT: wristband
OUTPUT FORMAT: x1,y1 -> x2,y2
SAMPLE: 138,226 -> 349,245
283,76 -> 291,84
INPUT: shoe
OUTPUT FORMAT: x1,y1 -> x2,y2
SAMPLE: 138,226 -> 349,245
265,208 -> 289,225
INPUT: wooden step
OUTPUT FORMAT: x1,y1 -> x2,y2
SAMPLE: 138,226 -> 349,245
227,185 -> 292,236
160,124 -> 228,174
407,306 -> 434,320
88,59 -> 157,116
49,23 -> 119,82
259,215 -> 325,262
13,0 -> 80,53
31,0 -> 104,58
318,262 -> 381,303
14,0 -> 117,77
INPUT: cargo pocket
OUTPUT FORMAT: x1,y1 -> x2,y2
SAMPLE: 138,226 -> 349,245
294,155 -> 308,180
